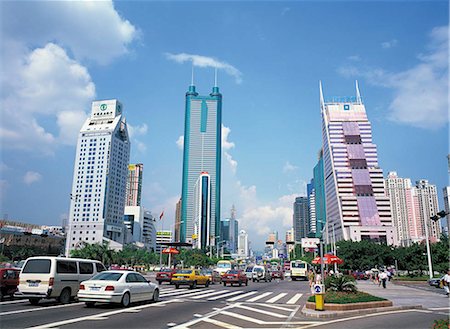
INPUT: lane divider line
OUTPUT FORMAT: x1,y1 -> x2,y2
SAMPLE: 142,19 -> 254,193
1,302 -> 84,317
202,317 -> 243,329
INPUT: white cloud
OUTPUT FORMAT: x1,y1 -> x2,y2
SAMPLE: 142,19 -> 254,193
165,53 -> 243,84
23,171 -> 42,185
1,1 -> 138,65
0,162 -> 10,172
348,55 -> 361,61
176,135 -> 184,150
1,43 -> 94,154
128,123 -> 148,138
381,39 -> 398,49
338,26 -> 448,130
283,161 -> 299,173
222,125 -> 235,150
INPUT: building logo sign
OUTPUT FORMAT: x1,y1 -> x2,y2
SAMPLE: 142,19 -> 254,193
100,104 -> 108,111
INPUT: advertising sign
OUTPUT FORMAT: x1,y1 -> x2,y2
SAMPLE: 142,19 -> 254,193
301,238 -> 320,249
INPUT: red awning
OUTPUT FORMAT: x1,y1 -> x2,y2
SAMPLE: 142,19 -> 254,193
162,247 -> 180,254
311,254 -> 344,265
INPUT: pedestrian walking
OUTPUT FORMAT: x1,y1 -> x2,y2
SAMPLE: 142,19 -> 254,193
307,269 -> 315,288
441,269 -> 450,296
379,271 -> 388,289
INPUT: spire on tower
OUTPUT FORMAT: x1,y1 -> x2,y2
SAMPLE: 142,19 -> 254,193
319,80 -> 325,108
214,67 -> 218,87
191,64 -> 195,86
355,80 -> 362,104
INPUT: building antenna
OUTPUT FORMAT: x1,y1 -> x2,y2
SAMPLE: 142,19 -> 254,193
355,80 -> 362,104
214,67 -> 218,87
319,80 -> 325,108
191,64 -> 195,86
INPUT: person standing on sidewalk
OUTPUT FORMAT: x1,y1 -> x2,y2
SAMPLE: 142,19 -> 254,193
441,269 -> 450,296
308,269 -> 315,290
379,270 -> 388,289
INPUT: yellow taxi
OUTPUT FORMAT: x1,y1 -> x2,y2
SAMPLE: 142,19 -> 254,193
171,269 -> 210,289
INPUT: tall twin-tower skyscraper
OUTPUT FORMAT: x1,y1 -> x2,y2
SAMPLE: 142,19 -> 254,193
180,75 -> 222,248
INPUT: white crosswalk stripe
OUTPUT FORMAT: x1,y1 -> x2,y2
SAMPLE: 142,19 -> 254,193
286,293 -> 303,304
161,289 -> 214,297
208,291 -> 243,300
190,290 -> 232,299
227,291 -> 258,301
246,291 -> 273,302
266,292 -> 287,303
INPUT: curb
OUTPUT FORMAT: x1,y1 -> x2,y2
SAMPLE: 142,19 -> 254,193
301,304 -> 423,319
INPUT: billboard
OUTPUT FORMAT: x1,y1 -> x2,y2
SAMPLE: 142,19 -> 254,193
301,238 -> 320,249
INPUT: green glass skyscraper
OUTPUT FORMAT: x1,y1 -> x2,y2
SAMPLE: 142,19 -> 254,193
180,82 -> 222,248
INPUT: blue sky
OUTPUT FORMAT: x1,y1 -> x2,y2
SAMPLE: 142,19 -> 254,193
0,1 -> 448,250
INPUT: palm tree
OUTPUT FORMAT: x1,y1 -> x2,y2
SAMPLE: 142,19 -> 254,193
326,275 -> 357,293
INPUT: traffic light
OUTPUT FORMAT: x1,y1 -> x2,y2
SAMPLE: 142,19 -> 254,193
430,210 -> 449,222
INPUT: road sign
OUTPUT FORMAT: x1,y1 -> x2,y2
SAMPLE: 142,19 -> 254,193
313,284 -> 324,294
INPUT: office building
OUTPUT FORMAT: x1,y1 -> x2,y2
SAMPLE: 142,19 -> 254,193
443,187 -> 450,235
156,230 -> 172,253
415,180 -> 441,242
174,198 -> 182,242
220,215 -> 238,253
180,80 -> 222,247
313,150 -> 326,238
307,180 -> 316,236
237,229 -> 249,258
124,206 -> 156,251
293,197 -> 309,242
193,172 -> 211,249
320,82 -> 395,245
65,100 -> 130,256
126,164 -> 143,206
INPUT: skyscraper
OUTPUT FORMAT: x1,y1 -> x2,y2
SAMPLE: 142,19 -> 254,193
293,197 -> 309,242
180,81 -> 222,247
237,229 -> 249,258
65,99 -> 130,256
126,164 -> 143,206
307,180 -> 316,236
193,172 -> 211,249
320,82 -> 396,245
313,150 -> 326,238
415,180 -> 441,241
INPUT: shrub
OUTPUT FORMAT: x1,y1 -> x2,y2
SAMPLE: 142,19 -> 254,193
308,291 -> 387,304
326,275 -> 357,293
432,319 -> 449,329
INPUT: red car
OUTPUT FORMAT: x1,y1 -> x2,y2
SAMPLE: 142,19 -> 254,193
222,270 -> 248,287
271,269 -> 285,280
0,268 -> 20,300
156,268 -> 177,285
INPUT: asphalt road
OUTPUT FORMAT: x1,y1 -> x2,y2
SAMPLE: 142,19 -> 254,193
1,278 -> 447,329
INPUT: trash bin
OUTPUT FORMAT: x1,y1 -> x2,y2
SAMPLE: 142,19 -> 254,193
313,284 -> 325,311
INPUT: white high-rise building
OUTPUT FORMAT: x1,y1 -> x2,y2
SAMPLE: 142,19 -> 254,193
237,230 -> 249,258
124,206 -> 156,251
415,180 -> 441,242
65,100 -> 130,256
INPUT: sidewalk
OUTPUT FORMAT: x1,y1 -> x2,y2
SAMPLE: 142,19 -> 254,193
301,279 -> 449,318
357,280 -> 449,309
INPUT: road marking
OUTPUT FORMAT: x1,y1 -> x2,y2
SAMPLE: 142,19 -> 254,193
227,291 -> 257,301
266,292 -> 287,303
193,313 -> 202,317
167,323 -> 177,327
161,289 -> 212,297
1,302 -> 83,316
246,292 -> 273,302
234,304 -> 287,318
170,303 -> 237,329
0,299 -> 28,305
208,291 -> 242,300
27,299 -> 177,329
203,317 -> 243,329
251,303 -> 296,312
190,290 -> 229,299
428,307 -> 450,310
220,310 -> 265,324
286,293 -> 303,304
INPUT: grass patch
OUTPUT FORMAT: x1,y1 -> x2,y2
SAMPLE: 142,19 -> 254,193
308,291 -> 387,304
393,276 -> 429,281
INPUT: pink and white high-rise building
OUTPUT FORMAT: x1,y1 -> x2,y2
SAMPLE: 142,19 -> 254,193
321,81 -> 396,245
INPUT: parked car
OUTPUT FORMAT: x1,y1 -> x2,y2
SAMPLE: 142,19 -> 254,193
252,265 -> 272,282
16,256 -> 106,305
428,277 -> 443,288
271,269 -> 284,280
171,269 -> 210,289
78,270 -> 159,308
351,271 -> 368,280
244,266 -> 254,279
0,267 -> 20,300
156,268 -> 177,285
222,270 -> 248,287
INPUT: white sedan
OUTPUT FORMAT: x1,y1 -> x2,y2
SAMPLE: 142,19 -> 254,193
77,270 -> 159,307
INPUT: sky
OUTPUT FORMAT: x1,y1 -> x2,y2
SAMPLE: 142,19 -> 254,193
0,1 -> 448,251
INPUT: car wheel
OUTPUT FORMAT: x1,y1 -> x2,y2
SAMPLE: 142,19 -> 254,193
152,289 -> 159,302
121,292 -> 131,307
245,280 -> 248,286
29,298 -> 40,305
85,302 -> 96,308
0,290 -> 3,301
157,280 -> 162,285
175,284 -> 180,289
205,280 -> 210,288
252,279 -> 255,282
238,281 -> 242,287
59,288 -> 71,304
223,282 -> 226,286
191,281 -> 197,289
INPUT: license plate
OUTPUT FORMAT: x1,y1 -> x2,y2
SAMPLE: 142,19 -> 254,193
28,282 -> 39,287
161,274 -> 167,277
90,287 -> 101,291
227,276 -> 233,279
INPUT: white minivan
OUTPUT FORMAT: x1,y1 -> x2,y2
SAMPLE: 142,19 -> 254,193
16,256 -> 106,305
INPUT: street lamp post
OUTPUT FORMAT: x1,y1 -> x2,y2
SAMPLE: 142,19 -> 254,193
423,215 -> 434,279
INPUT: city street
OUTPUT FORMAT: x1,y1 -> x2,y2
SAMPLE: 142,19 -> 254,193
1,278 -> 448,329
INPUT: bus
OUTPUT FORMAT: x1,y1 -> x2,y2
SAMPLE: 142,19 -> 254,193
290,260 -> 309,281
214,260 -> 234,275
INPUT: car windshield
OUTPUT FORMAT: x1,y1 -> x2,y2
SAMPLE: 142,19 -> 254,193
176,270 -> 192,274
203,270 -> 212,274
254,268 -> 263,272
159,268 -> 171,272
291,262 -> 306,269
245,267 -> 253,272
217,263 -> 231,268
91,272 -> 124,281
227,270 -> 239,274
